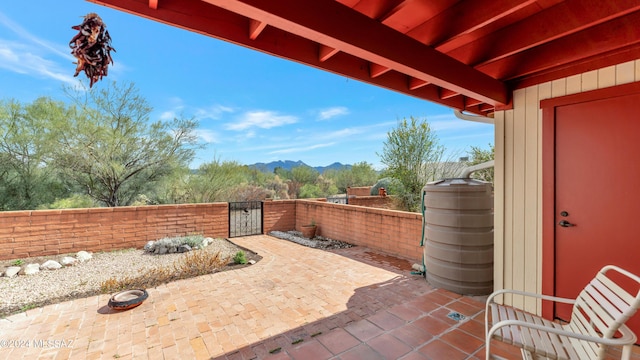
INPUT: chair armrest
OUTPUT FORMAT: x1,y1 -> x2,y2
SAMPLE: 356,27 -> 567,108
487,289 -> 576,306
488,319 -> 638,347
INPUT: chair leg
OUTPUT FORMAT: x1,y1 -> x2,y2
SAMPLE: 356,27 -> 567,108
621,344 -> 633,360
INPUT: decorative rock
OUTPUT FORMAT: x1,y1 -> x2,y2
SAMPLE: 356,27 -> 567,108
178,244 -> 191,253
202,237 -> 213,247
22,263 -> 40,275
156,247 -> 167,255
4,266 -> 21,278
143,241 -> 155,252
61,256 -> 77,266
248,260 -> 256,265
76,251 -> 92,262
41,260 -> 62,270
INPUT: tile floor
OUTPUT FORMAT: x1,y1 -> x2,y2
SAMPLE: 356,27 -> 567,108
1,235 -> 639,359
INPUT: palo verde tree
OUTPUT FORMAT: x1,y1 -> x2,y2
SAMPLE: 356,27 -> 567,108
185,159 -> 247,203
325,161 -> 379,193
378,116 -> 452,212
289,165 -> 319,198
51,82 -> 199,207
0,98 -> 70,210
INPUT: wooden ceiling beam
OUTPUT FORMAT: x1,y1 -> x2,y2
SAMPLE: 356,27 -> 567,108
408,78 -> 428,90
202,0 -> 508,105
369,63 -> 391,78
352,0 -> 406,21
465,98 -> 483,107
447,0 -> 640,66
249,19 -> 267,40
477,11 -> 640,80
318,45 -> 339,62
86,0 -> 488,114
407,0 -> 537,47
440,88 -> 459,100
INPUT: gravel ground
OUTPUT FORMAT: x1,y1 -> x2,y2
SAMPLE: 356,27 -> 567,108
0,238 -> 251,317
269,231 -> 354,249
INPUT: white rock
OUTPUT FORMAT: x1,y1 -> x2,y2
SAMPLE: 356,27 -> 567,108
4,266 -> 21,278
248,260 -> 256,265
22,263 -> 40,275
202,237 -> 213,247
143,241 -> 155,252
41,260 -> 62,270
61,257 -> 77,266
76,251 -> 92,262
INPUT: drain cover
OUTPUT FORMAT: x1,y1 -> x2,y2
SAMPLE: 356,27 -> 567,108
447,312 -> 466,321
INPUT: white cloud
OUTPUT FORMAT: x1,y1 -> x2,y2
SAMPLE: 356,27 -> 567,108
225,110 -> 298,131
0,40 -> 78,85
159,110 -> 178,121
318,106 -> 349,120
314,120 -> 396,141
195,104 -> 234,120
0,11 -> 74,61
269,142 -> 335,155
195,129 -> 220,143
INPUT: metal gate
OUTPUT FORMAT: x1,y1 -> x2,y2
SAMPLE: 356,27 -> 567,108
229,201 -> 263,237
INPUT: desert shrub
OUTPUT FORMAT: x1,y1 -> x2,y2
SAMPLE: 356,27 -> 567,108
180,234 -> 206,248
145,234 -> 205,253
233,251 -> 247,264
40,194 -> 96,209
100,249 -> 229,293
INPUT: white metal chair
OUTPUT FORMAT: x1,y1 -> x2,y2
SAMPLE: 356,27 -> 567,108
485,265 -> 640,359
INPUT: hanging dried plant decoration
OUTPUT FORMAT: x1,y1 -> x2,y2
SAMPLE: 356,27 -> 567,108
69,13 -> 115,88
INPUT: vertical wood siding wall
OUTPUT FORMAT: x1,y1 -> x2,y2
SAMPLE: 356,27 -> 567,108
494,60 -> 640,314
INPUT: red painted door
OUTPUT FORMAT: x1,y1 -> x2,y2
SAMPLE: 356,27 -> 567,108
554,92 -> 640,334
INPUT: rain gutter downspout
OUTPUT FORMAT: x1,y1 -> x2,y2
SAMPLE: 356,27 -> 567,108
460,160 -> 495,178
454,109 -> 495,178
454,109 -> 495,124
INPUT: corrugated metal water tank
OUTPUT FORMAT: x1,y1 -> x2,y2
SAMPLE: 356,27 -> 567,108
423,178 -> 494,295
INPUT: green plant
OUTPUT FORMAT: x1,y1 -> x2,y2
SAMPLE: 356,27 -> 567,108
309,218 -> 316,226
20,303 -> 37,312
233,251 -> 247,265
10,259 -> 24,266
181,234 -> 205,248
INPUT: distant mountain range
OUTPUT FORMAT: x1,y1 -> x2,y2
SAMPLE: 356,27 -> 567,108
248,160 -> 351,173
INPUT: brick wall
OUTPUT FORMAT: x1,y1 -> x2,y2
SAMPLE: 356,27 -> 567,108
346,186 -> 372,197
1,199 -> 424,264
347,196 -> 394,209
294,200 -> 423,263
263,200 -> 296,233
0,203 -> 228,260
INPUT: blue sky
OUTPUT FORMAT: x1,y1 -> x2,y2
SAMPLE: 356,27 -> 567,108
0,1 -> 494,169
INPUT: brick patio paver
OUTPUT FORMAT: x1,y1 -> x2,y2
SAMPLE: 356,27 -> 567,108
1,234 -> 640,359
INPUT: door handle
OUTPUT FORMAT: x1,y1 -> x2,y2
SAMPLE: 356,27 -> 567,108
558,220 -> 574,227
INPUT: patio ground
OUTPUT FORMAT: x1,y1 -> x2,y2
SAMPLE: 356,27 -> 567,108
1,235 -> 638,359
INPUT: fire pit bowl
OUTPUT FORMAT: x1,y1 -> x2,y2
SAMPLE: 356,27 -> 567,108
107,289 -> 148,310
